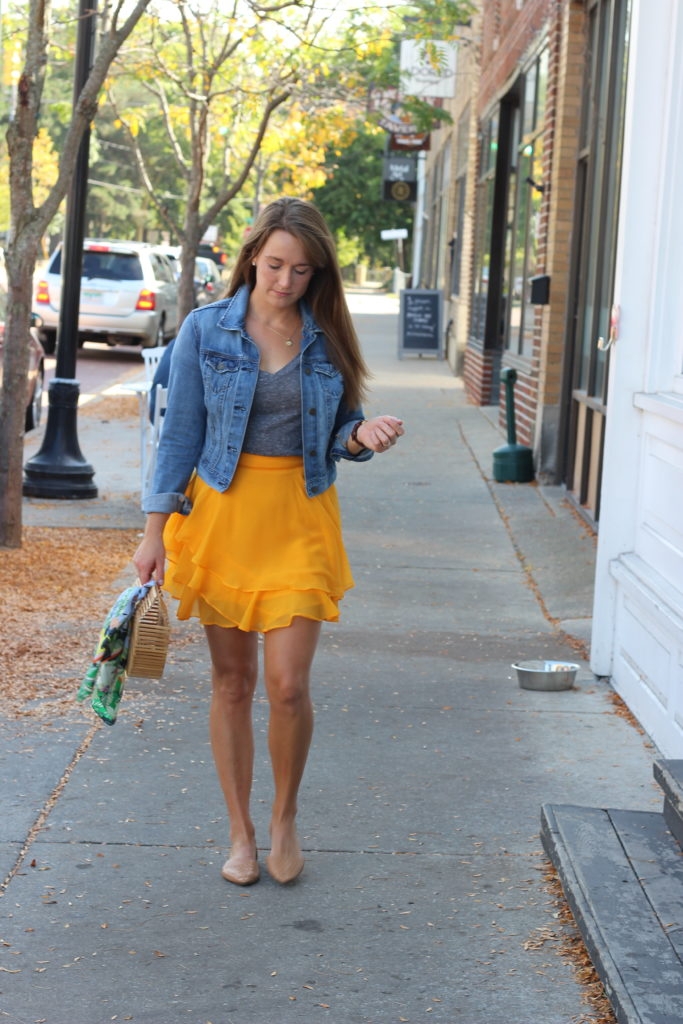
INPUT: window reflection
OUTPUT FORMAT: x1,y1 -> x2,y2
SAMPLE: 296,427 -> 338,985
504,48 -> 547,358
471,113 -> 498,344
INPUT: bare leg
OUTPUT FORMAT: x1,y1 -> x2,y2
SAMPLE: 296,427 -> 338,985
204,624 -> 260,885
263,617 -> 321,883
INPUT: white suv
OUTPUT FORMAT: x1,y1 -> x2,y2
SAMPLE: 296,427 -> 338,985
34,239 -> 180,354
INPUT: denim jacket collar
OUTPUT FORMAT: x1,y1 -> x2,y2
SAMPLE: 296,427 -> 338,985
216,285 -> 321,347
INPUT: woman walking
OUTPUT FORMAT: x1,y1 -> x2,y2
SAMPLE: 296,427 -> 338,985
133,198 -> 404,885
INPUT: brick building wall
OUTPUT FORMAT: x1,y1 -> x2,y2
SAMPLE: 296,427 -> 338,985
451,98 -> 481,376
465,0 -> 555,426
500,1 -> 584,467
446,32 -> 481,374
416,0 -> 588,481
416,21 -> 480,375
534,1 -> 585,472
464,344 -> 496,405
463,0 -> 586,479
494,0 -> 557,450
479,0 -> 553,112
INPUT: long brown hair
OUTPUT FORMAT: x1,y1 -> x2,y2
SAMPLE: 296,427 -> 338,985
228,197 -> 370,409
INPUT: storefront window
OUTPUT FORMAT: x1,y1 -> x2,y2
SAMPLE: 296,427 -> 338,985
420,145 -> 450,290
471,113 -> 498,342
523,62 -> 537,136
504,48 -> 548,358
536,49 -> 549,128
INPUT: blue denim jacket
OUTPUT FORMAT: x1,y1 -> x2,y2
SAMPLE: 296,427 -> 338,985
143,285 -> 372,515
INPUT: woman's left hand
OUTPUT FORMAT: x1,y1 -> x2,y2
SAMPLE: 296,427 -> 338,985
354,415 -> 404,453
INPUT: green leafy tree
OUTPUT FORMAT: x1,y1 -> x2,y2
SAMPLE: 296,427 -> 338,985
106,0 -> 314,321
87,95 -> 181,241
98,0 -> 476,304
312,125 -> 414,268
309,0 -> 475,268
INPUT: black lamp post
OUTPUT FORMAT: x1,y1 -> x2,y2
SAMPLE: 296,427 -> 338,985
23,0 -> 98,499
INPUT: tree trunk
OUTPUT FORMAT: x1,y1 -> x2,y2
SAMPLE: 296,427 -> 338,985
177,249 -> 201,327
0,0 -> 48,548
0,0 -> 153,548
0,237 -> 41,548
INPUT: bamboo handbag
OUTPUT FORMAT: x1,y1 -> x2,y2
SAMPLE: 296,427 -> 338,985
126,583 -> 170,679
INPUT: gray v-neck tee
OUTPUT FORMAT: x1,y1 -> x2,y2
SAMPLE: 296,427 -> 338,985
241,354 -> 303,456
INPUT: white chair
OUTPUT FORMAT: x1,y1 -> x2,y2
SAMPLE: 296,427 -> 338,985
141,383 -> 168,501
137,345 -> 168,503
142,345 -> 167,382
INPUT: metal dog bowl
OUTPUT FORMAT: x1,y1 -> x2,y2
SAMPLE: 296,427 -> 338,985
512,659 -> 579,691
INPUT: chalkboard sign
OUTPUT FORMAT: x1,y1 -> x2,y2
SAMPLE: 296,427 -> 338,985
399,289 -> 443,358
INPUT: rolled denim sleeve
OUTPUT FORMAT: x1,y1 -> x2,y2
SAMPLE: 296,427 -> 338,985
142,314 -> 206,513
142,489 -> 193,515
331,404 -> 374,463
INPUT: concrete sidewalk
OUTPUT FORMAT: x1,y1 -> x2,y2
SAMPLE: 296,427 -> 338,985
2,293 -> 660,1024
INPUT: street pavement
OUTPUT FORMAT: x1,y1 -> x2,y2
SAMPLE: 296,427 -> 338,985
2,291 -> 661,1024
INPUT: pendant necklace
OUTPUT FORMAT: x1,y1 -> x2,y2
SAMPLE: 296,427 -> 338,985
263,319 -> 300,348
266,319 -> 301,348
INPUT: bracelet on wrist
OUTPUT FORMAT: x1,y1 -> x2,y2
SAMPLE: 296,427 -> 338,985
350,419 -> 365,448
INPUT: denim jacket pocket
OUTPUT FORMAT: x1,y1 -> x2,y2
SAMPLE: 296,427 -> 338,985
203,352 -> 241,397
310,361 -> 344,411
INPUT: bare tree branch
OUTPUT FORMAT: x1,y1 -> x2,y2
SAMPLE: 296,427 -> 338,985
28,0 -> 153,237
199,87 -> 291,233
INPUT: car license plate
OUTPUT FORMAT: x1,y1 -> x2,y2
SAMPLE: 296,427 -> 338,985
82,289 -> 103,301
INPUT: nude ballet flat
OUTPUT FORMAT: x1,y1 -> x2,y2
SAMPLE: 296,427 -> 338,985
221,850 -> 260,886
266,853 -> 305,885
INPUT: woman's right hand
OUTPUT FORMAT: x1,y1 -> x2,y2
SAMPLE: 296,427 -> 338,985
133,513 -> 169,584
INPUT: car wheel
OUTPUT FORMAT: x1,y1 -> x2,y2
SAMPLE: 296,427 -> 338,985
155,316 -> 166,347
40,330 -> 57,355
25,364 -> 44,432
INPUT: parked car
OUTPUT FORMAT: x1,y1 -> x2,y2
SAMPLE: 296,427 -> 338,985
197,242 -> 228,267
34,240 -> 180,354
193,256 -> 225,306
0,285 -> 46,431
158,245 -> 181,281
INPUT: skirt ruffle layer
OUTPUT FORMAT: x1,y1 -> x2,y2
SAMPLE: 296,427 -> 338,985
163,455 -> 353,632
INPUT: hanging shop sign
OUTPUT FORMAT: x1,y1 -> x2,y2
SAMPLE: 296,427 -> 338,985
390,132 -> 431,152
368,87 -> 443,136
399,40 -> 458,99
383,179 -> 417,201
382,154 -> 418,202
383,155 -> 417,182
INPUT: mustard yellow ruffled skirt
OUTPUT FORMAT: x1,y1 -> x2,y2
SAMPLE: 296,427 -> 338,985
162,454 -> 354,632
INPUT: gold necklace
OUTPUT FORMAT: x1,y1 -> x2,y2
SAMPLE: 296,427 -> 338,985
257,316 -> 300,348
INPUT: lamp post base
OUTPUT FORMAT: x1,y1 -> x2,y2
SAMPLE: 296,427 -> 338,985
23,378 -> 98,499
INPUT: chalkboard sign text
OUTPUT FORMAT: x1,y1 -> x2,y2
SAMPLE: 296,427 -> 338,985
399,289 -> 443,358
